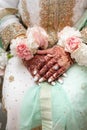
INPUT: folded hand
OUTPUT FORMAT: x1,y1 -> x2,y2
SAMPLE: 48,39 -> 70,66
23,45 -> 74,84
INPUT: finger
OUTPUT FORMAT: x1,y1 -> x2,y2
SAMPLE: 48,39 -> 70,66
63,73 -> 68,77
33,55 -> 52,75
43,64 -> 59,79
38,58 -> 58,77
37,48 -> 51,55
48,67 -> 66,83
33,62 -> 58,82
51,81 -> 56,86
27,55 -> 48,75
34,74 -> 41,82
38,64 -> 59,83
58,77 -> 64,84
38,68 -> 56,83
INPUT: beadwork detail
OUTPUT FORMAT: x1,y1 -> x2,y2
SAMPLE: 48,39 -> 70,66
21,0 -> 30,27
0,23 -> 26,50
40,0 -> 75,31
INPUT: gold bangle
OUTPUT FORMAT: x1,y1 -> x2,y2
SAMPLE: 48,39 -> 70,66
14,34 -> 27,39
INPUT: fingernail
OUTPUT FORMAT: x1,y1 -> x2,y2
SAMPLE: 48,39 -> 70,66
63,73 -> 67,77
38,83 -> 41,86
34,76 -> 39,81
58,78 -> 63,84
47,54 -> 53,57
53,65 -> 59,70
39,77 -> 45,82
33,69 -> 37,75
48,78 -> 52,83
51,82 -> 56,86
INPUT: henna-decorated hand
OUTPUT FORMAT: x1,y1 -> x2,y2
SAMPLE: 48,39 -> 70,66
23,45 -> 74,84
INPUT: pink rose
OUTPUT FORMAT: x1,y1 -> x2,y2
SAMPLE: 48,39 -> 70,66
16,43 -> 33,60
65,36 -> 82,53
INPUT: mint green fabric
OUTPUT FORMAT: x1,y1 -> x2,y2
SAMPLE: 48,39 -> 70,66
74,9 -> 87,30
20,86 -> 41,130
20,64 -> 87,130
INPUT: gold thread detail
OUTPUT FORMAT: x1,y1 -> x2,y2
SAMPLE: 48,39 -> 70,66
21,0 -> 30,27
0,8 -> 18,20
0,22 -> 26,50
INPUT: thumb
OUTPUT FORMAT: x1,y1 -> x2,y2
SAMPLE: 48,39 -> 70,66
37,48 -> 51,55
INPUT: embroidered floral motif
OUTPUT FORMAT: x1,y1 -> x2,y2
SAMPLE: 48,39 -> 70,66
9,76 -> 14,82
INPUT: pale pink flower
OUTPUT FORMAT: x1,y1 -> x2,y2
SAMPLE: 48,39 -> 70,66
57,26 -> 81,47
27,26 -> 48,52
16,43 -> 33,60
65,36 -> 82,53
33,27 -> 48,49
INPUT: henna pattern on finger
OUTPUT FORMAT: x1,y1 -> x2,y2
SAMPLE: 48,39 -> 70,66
39,58 -> 57,76
48,67 -> 65,82
23,46 -> 74,84
43,63 -> 59,79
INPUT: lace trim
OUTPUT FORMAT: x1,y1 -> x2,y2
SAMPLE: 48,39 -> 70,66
71,43 -> 87,66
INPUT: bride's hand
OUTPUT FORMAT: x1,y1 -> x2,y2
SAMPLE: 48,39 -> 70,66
23,45 -> 74,84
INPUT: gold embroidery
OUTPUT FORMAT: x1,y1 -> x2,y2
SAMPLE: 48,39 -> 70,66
40,0 -> 49,31
58,0 -> 75,31
21,0 -> 30,27
40,0 -> 75,31
0,8 -> 18,20
0,22 -> 26,50
9,75 -> 14,82
48,31 -> 57,47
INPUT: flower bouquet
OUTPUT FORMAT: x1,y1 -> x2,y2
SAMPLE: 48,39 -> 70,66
10,26 -> 48,60
57,26 -> 87,66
